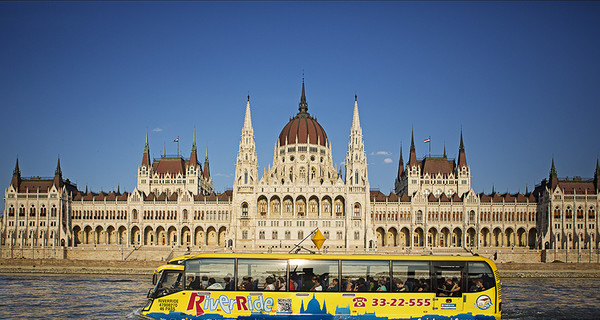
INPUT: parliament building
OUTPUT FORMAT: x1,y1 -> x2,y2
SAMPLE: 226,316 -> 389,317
2,81 -> 599,261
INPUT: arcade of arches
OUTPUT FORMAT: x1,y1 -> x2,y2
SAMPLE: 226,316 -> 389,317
72,225 -> 228,247
375,226 -> 538,249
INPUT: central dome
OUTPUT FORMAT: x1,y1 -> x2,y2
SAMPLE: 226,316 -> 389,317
278,81 -> 328,147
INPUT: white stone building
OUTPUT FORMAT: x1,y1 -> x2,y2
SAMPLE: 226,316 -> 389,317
2,81 -> 599,260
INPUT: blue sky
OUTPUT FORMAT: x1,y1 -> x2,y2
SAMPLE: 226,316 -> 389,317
1,2 -> 599,208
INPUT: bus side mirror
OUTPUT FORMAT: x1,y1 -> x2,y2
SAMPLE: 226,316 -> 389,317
147,288 -> 154,298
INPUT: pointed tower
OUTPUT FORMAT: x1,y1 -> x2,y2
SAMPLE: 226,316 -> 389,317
190,129 -> 199,168
397,144 -> 404,181
233,94 -> 259,193
455,129 -> 471,196
594,158 -> 600,192
409,129 -> 418,166
394,144 -> 406,195
11,157 -> 21,190
137,131 -> 152,194
457,129 -> 467,167
549,157 -> 558,190
203,146 -> 211,179
53,156 -> 63,189
345,94 -> 368,188
443,144 -> 447,159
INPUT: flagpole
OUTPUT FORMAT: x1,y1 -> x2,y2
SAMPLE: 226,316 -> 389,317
177,136 -> 180,156
429,136 -> 431,157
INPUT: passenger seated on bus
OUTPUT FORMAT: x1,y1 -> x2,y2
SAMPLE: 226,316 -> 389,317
224,274 -> 234,291
343,277 -> 354,292
438,278 -> 459,296
376,279 -> 387,291
264,277 -> 276,291
201,276 -> 209,289
252,279 -> 259,290
277,277 -> 286,291
310,276 -> 323,291
206,277 -> 224,290
450,277 -> 461,296
367,276 -> 375,291
469,279 -> 485,292
354,278 -> 368,292
289,275 -> 298,291
418,278 -> 430,292
404,278 -> 415,291
187,275 -> 201,290
394,279 -> 407,292
239,277 -> 249,290
326,278 -> 339,291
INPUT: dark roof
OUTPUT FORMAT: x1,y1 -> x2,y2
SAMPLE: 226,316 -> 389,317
558,181 -> 595,194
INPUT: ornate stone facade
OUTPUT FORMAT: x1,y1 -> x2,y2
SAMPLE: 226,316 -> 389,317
2,82 -> 599,258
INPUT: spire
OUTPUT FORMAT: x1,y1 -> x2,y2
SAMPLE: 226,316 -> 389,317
203,146 -> 210,178
550,157 -> 557,178
53,156 -> 63,188
443,144 -> 447,158
594,157 -> 599,191
397,144 -> 404,180
190,129 -> 198,167
55,156 -> 62,177
298,77 -> 308,115
244,94 -> 253,129
11,157 -> 21,189
351,94 -> 361,129
141,131 -> 151,167
457,129 -> 467,167
409,129 -> 417,166
13,157 -> 20,176
549,157 -> 558,190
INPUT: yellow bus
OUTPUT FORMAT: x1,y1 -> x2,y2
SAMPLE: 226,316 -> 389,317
140,253 -> 500,320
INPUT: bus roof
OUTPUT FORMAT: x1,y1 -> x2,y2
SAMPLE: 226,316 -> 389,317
183,252 -> 495,266
155,263 -> 185,273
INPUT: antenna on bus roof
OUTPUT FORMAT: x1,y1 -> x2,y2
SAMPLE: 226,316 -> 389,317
289,228 -> 323,254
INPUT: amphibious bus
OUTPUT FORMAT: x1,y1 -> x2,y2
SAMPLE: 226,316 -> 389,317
140,253 -> 501,320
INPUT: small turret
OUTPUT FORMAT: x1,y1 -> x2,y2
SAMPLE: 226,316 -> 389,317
53,156 -> 63,188
203,146 -> 211,178
397,144 -> 404,181
457,129 -> 467,167
409,129 -> 417,166
550,157 -> 558,190
190,129 -> 199,168
141,131 -> 151,167
594,157 -> 600,192
11,157 -> 21,190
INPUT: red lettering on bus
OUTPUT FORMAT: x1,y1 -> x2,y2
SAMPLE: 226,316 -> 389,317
236,296 -> 248,311
186,293 -> 206,316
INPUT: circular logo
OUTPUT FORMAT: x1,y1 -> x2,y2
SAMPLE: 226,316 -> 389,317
475,295 -> 493,310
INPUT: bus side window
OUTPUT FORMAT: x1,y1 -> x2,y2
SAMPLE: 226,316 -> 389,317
433,261 -> 465,297
341,260 -> 389,292
467,262 -> 495,292
289,259 -> 338,292
185,258 -> 235,291
392,261 -> 430,292
237,259 -> 287,291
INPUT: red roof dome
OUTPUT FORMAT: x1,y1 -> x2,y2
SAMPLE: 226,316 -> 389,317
278,81 -> 328,147
279,113 -> 328,147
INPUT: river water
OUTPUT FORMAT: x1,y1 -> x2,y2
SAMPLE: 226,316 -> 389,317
0,274 -> 599,319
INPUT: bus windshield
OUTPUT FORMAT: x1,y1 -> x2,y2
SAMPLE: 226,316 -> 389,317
151,270 -> 184,298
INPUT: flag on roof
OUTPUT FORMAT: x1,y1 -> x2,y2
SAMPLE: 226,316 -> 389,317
173,138 -> 179,142
424,138 -> 430,143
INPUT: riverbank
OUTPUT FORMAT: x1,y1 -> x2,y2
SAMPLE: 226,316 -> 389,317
1,258 -> 600,278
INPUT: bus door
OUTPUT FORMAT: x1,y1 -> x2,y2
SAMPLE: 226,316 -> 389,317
432,261 -> 465,312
